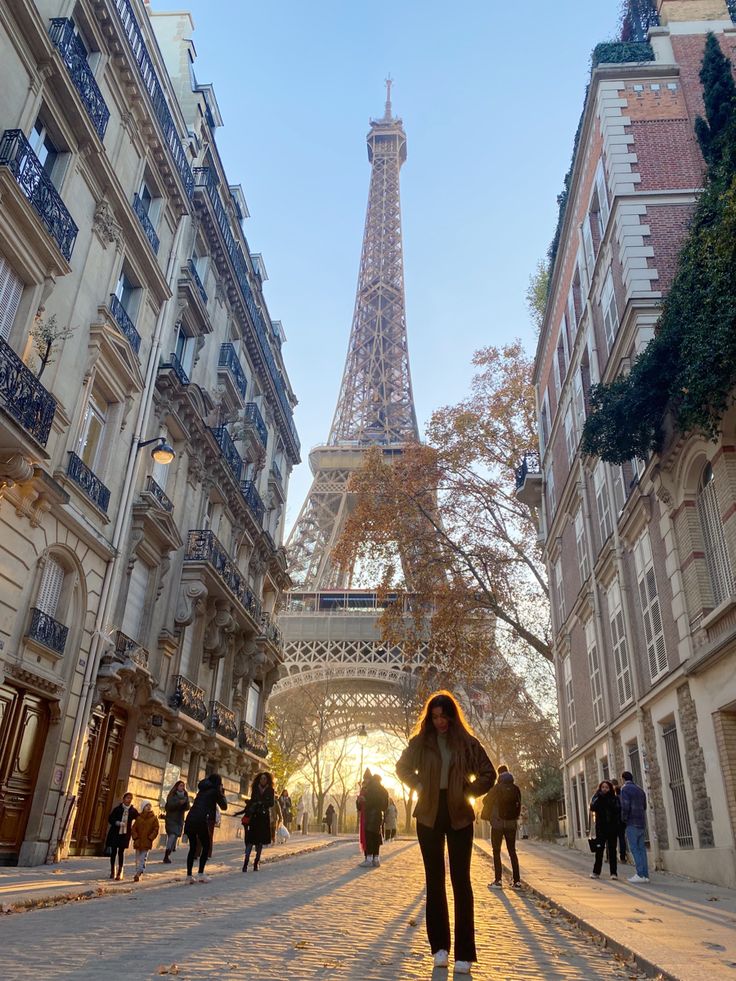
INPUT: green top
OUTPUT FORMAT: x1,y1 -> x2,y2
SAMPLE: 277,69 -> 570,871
437,732 -> 451,790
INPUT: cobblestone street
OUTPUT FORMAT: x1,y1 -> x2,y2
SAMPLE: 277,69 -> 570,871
0,839 -> 649,980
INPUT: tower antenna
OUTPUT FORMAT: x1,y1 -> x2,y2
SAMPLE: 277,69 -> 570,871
384,73 -> 393,119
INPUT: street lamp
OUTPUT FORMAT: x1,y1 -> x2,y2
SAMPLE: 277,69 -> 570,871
357,723 -> 367,782
137,435 -> 176,465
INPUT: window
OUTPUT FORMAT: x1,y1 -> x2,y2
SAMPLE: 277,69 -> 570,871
601,756 -> 610,781
661,720 -> 693,848
573,363 -> 586,431
546,464 -> 556,521
563,656 -> 576,748
173,321 -> 195,378
567,288 -> 577,337
611,464 -> 626,514
570,774 -> 583,837
556,328 -> 568,385
179,624 -> 194,678
554,557 -> 565,623
187,752 -> 200,791
595,161 -> 610,234
564,404 -> 576,464
634,532 -> 668,682
575,507 -> 589,583
78,395 -> 107,470
585,619 -> 605,729
608,578 -> 633,707
540,391 -> 550,456
576,244 -> 589,300
37,556 -> 65,618
31,117 -> 59,178
0,252 -> 23,342
582,216 -> 595,281
601,269 -> 619,353
697,463 -> 735,607
121,559 -> 151,642
245,681 -> 261,728
593,461 -> 612,544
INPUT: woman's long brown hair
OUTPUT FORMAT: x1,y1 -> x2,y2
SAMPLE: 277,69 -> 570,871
411,690 -> 477,766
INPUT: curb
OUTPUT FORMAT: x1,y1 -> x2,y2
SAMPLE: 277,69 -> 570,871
473,841 -> 672,981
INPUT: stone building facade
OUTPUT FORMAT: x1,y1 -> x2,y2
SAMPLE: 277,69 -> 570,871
523,0 -> 736,886
0,0 -> 299,865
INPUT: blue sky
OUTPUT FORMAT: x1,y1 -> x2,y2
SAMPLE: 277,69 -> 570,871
182,0 -> 620,527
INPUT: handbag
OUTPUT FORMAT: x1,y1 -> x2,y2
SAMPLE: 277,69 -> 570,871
241,814 -> 250,828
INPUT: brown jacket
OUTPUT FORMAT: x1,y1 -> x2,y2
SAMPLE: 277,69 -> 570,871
131,808 -> 160,851
396,732 -> 496,830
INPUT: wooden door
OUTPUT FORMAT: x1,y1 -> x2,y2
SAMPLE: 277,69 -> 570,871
71,704 -> 127,854
0,684 -> 50,865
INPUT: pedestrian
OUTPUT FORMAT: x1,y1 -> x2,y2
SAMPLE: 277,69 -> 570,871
325,802 -> 336,835
359,773 -> 388,867
105,791 -> 138,881
296,796 -> 306,835
278,788 -> 293,830
131,801 -> 160,881
235,770 -> 275,871
384,799 -> 398,841
620,770 -> 650,883
481,767 -> 522,888
357,768 -> 371,855
589,779 -> 621,880
611,779 -> 627,863
396,690 -> 496,975
163,780 -> 190,863
269,794 -> 283,845
183,772 -> 227,884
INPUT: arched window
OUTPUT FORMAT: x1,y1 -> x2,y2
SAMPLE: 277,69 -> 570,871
697,463 -> 735,607
27,553 -> 73,655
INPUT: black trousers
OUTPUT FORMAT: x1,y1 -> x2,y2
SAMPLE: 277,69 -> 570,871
491,825 -> 520,883
186,821 -> 211,876
416,790 -> 476,962
593,833 -> 618,876
109,845 -> 125,873
365,830 -> 382,856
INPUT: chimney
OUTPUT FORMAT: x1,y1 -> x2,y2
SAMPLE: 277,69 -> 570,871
656,0 -> 730,22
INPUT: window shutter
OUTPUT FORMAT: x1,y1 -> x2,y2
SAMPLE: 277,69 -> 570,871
246,681 -> 261,728
596,162 -> 610,229
573,368 -> 585,428
0,253 -> 23,341
554,557 -> 565,622
37,557 -> 65,617
179,624 -> 194,678
611,464 -> 626,513
121,560 -> 150,641
697,471 -> 736,606
585,620 -> 604,729
593,463 -> 612,543
608,578 -> 633,707
564,405 -> 576,464
634,535 -> 667,682
601,271 -> 618,352
575,509 -> 589,582
546,465 -> 556,522
563,657 -> 576,748
582,217 -> 595,278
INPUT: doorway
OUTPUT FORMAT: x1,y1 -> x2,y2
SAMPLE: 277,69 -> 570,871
71,704 -> 128,855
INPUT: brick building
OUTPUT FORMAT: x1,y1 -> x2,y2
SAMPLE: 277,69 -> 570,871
522,0 -> 736,885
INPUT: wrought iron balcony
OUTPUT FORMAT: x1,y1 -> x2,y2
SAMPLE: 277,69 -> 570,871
111,0 -> 193,197
185,529 -> 261,621
132,192 -> 160,254
108,294 -> 141,355
240,479 -> 265,526
159,351 -> 189,386
0,129 -> 78,261
244,402 -> 267,449
0,337 -> 57,446
208,700 -> 238,741
170,674 -> 207,723
218,343 -> 247,400
67,452 -> 110,512
143,474 -> 173,513
48,19 -> 110,141
259,612 -> 282,648
113,629 -> 149,669
238,721 -> 268,758
515,451 -> 541,491
27,607 -> 68,655
210,425 -> 243,481
187,258 -> 208,305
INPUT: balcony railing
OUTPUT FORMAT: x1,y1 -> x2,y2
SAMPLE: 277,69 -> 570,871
210,425 -> 243,481
238,721 -> 268,758
114,629 -> 149,669
67,452 -> 110,512
240,479 -> 265,526
515,451 -> 541,491
193,167 -> 299,459
259,612 -> 282,648
27,607 -> 68,654
170,674 -> 207,723
111,0 -> 193,197
0,337 -> 57,446
108,294 -> 141,355
218,343 -> 247,400
187,258 -> 208,305
144,474 -> 173,513
48,19 -> 110,141
159,351 -> 189,386
0,129 -> 78,261
185,529 -> 261,621
208,700 -> 238,741
132,192 -> 160,254
244,402 -> 267,449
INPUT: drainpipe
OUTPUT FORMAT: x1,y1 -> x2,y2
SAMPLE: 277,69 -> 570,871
48,212 -> 190,861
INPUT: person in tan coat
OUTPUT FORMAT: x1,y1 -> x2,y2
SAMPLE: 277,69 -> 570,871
131,801 -> 160,881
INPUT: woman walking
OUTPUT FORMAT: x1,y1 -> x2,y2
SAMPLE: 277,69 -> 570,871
163,781 -> 190,863
359,773 -> 388,867
105,792 -> 138,881
384,799 -> 398,841
235,771 -> 275,871
131,801 -> 160,881
589,780 -> 621,880
183,772 -> 227,884
397,691 -> 495,975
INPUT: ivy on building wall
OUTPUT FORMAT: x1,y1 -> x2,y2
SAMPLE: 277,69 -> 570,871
581,34 -> 736,464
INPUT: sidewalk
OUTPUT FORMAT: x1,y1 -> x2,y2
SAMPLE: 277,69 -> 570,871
0,833 -> 336,912
474,836 -> 736,981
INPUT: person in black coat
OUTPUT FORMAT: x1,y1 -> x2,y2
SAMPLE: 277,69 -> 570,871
105,792 -> 138,880
360,773 -> 389,866
234,770 -> 275,872
183,773 -> 227,882
589,780 -> 621,879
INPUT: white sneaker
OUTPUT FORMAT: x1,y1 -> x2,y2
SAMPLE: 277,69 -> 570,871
490,880 -> 503,889
589,873 -> 600,879
185,875 -> 195,884
433,950 -> 449,968
454,961 -> 472,974
372,855 -> 380,867
628,874 -> 650,883
197,873 -> 210,883
359,858 -> 372,867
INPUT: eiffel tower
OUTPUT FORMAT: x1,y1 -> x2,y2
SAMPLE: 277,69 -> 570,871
273,82 -> 423,728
